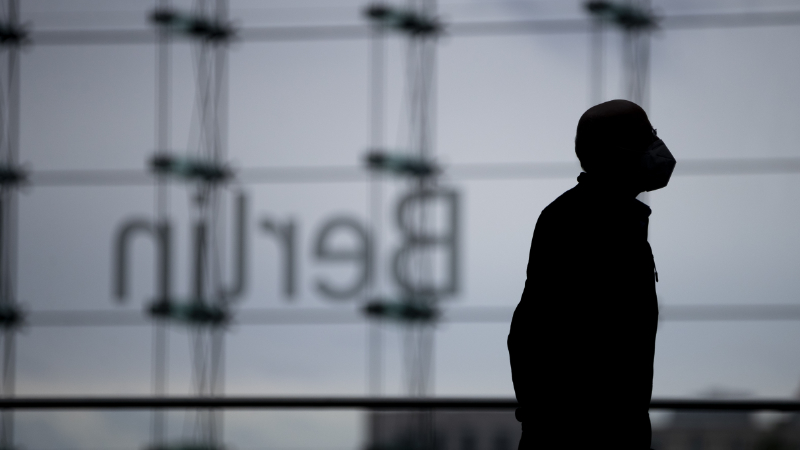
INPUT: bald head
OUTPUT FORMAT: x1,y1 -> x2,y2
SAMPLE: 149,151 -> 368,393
575,100 -> 656,174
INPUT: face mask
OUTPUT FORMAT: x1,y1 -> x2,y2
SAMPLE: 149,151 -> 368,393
640,138 -> 676,192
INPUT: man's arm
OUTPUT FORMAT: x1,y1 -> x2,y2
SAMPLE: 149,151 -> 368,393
508,209 -> 564,420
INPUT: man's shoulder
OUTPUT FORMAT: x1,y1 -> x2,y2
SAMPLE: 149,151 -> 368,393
540,184 -> 585,219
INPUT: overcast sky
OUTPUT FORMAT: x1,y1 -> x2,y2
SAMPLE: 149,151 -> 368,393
13,0 -> 800,448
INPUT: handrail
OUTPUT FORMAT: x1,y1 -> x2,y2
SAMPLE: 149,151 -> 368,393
1,397 -> 799,411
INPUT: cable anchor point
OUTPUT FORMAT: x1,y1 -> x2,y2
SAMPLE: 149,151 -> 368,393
149,153 -> 233,184
364,150 -> 440,178
363,3 -> 443,36
149,8 -> 236,42
585,1 -> 658,30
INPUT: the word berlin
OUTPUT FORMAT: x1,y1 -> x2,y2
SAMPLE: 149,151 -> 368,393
112,188 -> 461,303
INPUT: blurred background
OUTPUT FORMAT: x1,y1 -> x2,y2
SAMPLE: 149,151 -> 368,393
5,0 -> 800,449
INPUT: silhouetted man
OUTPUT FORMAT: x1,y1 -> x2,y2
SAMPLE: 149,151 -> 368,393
508,100 -> 675,450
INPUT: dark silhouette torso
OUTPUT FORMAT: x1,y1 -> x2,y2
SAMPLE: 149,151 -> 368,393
508,172 -> 658,450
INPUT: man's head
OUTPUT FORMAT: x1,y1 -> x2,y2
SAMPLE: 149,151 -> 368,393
575,99 -> 677,193
575,99 -> 656,176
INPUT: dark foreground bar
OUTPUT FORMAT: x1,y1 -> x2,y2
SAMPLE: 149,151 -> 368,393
1,397 -> 799,412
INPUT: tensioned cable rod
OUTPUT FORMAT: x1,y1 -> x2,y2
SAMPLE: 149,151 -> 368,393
28,157 -> 800,186
29,10 -> 800,46
25,304 -> 800,327
1,396 -> 799,411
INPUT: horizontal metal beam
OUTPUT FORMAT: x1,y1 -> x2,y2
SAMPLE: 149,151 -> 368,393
32,168 -> 153,186
25,306 -> 514,327
24,304 -> 800,327
28,157 -> 800,187
28,10 -> 800,46
1,396 -> 798,411
662,10 -> 800,30
660,304 -> 800,321
674,157 -> 800,176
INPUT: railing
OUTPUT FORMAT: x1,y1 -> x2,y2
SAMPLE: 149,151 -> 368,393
2,397 -> 799,412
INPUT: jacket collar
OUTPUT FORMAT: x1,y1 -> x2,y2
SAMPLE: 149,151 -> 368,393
577,172 -> 651,218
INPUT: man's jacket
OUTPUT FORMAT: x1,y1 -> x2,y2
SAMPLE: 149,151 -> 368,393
508,172 -> 659,449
